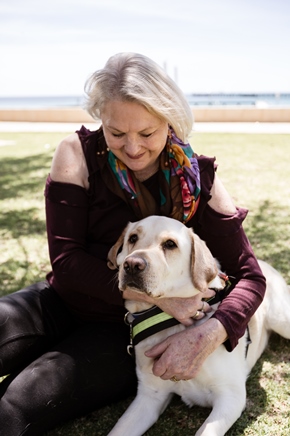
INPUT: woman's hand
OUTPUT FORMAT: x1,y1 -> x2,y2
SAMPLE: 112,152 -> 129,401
145,318 -> 228,381
153,289 -> 216,326
122,289 -> 216,326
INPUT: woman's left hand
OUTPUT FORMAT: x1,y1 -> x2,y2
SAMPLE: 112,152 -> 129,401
145,318 -> 227,381
123,289 -> 216,327
153,289 -> 215,326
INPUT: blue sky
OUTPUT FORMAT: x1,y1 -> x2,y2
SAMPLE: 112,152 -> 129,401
0,0 -> 289,96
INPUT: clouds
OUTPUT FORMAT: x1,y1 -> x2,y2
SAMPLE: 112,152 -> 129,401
0,0 -> 289,96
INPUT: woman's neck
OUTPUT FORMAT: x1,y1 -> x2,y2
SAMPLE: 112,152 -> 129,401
133,161 -> 159,182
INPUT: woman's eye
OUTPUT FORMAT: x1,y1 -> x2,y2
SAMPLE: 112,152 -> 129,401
129,234 -> 138,244
163,240 -> 177,250
112,133 -> 124,138
141,130 -> 156,138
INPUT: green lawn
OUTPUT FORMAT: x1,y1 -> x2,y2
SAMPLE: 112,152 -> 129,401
0,130 -> 289,435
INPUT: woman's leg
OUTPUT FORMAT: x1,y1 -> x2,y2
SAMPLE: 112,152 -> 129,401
0,321 -> 137,435
0,282 -> 75,376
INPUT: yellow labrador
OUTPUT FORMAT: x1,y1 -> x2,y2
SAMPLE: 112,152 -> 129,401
107,215 -> 290,436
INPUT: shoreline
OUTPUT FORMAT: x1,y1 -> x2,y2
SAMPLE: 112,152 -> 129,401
0,106 -> 290,124
1,121 -> 290,134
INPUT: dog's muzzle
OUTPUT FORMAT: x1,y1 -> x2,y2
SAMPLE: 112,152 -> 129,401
121,256 -> 148,291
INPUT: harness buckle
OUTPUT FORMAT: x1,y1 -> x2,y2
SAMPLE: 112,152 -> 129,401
127,344 -> 134,356
124,311 -> 134,355
124,311 -> 130,325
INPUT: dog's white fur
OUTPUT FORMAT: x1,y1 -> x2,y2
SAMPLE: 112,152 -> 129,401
107,215 -> 290,436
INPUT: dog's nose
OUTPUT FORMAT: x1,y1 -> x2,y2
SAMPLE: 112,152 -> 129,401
123,257 -> 147,275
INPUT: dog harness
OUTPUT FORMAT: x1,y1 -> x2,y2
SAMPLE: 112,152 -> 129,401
124,274 -> 236,355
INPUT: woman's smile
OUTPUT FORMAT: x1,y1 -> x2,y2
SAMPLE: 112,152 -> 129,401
126,151 -> 145,160
101,100 -> 168,180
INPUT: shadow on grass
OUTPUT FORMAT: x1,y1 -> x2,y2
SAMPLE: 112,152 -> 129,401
0,154 -> 50,296
1,255 -> 48,297
0,153 -> 51,200
0,232 -> 49,296
245,200 -> 290,280
0,207 -> 46,238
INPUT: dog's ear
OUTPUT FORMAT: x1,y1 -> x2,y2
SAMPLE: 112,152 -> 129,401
107,224 -> 129,270
190,230 -> 218,292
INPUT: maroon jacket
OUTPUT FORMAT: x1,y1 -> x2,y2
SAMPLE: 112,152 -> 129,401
45,126 -> 266,350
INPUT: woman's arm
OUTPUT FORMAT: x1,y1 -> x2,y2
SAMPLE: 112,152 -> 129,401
45,135 -> 123,306
145,174 -> 266,380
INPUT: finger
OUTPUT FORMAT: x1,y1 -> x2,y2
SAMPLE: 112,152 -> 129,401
192,310 -> 204,321
202,288 -> 216,299
145,341 -> 173,378
161,372 -> 180,381
177,317 -> 194,327
145,339 -> 168,359
200,301 -> 212,314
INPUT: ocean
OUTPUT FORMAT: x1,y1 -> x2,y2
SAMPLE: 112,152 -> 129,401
0,93 -> 290,109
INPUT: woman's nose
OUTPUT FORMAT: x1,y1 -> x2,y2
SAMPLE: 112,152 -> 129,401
124,136 -> 141,154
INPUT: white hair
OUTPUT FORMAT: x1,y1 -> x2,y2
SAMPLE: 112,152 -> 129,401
84,53 -> 193,142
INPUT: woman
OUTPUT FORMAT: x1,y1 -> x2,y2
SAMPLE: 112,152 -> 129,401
0,53 -> 266,435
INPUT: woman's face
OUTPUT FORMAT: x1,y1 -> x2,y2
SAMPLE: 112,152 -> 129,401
101,100 -> 168,176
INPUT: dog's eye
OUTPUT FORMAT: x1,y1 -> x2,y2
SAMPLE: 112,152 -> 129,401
128,234 -> 138,244
163,239 -> 177,250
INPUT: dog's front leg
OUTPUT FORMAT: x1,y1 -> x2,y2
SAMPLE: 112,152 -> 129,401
195,386 -> 246,436
107,388 -> 173,436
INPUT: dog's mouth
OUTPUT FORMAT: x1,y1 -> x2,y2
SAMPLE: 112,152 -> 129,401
120,279 -> 163,298
126,282 -> 141,290
120,278 -> 151,294
120,279 -> 142,291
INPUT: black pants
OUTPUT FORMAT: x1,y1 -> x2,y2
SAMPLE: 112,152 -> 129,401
0,282 -> 137,435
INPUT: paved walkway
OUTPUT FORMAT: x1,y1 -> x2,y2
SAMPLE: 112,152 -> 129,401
0,121 -> 290,133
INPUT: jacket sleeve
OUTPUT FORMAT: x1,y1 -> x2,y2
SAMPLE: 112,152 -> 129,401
195,205 -> 266,351
44,175 -> 123,307
192,155 -> 266,351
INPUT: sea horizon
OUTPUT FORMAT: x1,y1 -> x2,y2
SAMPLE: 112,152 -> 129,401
0,93 -> 290,109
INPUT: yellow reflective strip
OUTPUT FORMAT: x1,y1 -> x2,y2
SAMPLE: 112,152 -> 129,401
132,312 -> 174,338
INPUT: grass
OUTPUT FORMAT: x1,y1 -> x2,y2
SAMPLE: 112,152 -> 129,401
0,130 -> 289,435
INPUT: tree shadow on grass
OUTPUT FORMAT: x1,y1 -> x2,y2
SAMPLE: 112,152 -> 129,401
0,229 -> 49,296
0,208 -> 46,238
0,154 -> 50,296
245,199 -> 290,281
0,153 -> 51,201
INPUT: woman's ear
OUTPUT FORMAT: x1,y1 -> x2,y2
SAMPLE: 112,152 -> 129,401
107,224 -> 129,270
190,230 -> 218,292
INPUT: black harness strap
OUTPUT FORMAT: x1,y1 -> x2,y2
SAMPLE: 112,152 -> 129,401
125,276 -> 235,354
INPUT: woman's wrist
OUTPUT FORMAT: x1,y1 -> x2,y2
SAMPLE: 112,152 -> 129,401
204,317 -> 228,346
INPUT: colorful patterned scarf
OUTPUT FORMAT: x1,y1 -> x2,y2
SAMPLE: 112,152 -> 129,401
107,128 -> 200,223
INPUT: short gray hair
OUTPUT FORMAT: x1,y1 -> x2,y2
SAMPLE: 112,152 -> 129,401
84,53 -> 193,141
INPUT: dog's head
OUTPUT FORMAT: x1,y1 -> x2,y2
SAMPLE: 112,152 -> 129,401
108,216 -> 223,299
